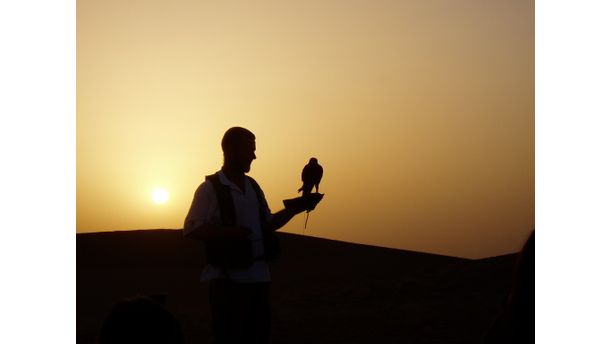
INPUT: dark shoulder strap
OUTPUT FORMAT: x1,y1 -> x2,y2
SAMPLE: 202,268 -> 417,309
205,173 -> 235,226
247,175 -> 272,231
246,176 -> 280,261
245,175 -> 268,211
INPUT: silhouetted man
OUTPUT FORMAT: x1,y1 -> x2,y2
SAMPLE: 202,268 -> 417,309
184,127 -> 321,344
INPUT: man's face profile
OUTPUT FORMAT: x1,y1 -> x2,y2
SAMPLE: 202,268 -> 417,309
228,137 -> 256,173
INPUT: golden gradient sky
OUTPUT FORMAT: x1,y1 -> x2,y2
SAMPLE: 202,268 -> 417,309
77,0 -> 533,258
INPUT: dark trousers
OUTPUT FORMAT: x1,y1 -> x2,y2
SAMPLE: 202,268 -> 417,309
209,279 -> 271,344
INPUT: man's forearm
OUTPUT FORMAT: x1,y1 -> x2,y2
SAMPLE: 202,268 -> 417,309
269,208 -> 302,231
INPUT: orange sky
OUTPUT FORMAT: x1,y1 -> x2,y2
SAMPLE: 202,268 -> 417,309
77,0 -> 534,258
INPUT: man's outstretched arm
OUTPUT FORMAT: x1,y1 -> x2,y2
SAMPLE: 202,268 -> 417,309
268,208 -> 301,231
268,193 -> 323,231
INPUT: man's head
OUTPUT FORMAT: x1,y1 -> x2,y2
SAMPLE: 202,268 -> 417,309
221,127 -> 256,173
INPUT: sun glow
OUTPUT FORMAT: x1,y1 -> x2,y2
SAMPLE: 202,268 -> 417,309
151,188 -> 169,204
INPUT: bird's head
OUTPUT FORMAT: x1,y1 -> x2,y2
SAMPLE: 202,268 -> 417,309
309,157 -> 318,164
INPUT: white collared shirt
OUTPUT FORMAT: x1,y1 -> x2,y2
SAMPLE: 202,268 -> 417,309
184,171 -> 274,283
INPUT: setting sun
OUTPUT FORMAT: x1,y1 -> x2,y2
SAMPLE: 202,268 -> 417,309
151,188 -> 169,205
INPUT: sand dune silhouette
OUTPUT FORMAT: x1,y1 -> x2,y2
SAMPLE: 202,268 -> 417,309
77,229 -> 517,344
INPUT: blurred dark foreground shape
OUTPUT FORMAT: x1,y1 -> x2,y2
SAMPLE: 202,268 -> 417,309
99,295 -> 185,344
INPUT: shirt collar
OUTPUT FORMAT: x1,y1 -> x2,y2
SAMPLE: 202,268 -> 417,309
217,170 -> 232,186
218,170 -> 247,192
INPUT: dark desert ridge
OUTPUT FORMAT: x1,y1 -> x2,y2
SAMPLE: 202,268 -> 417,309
77,230 -> 517,343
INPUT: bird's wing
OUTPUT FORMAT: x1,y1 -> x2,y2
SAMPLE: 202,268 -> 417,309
303,165 -> 316,182
315,165 -> 323,182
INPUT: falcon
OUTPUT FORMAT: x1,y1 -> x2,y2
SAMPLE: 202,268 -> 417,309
298,157 -> 323,195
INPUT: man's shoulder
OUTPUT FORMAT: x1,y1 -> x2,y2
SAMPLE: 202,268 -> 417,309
199,170 -> 223,187
194,177 -> 216,195
204,171 -> 221,179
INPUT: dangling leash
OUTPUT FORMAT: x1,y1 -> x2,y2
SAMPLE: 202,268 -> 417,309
303,211 -> 310,234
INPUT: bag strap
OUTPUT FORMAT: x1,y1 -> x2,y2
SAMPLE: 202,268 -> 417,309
246,175 -> 269,229
204,173 -> 236,277
247,176 -> 280,261
205,173 -> 235,226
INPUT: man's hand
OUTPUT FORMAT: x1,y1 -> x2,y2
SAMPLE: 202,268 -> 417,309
283,193 -> 324,214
